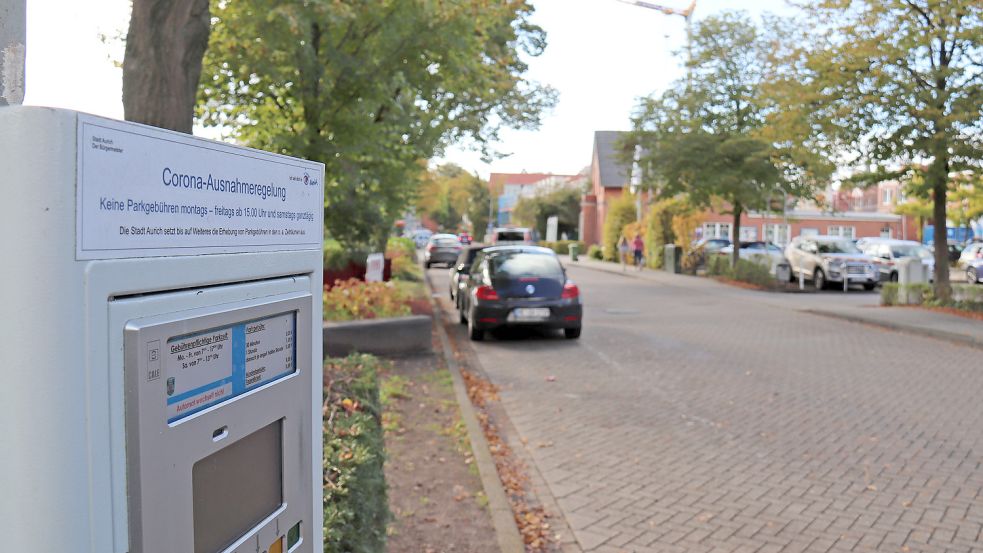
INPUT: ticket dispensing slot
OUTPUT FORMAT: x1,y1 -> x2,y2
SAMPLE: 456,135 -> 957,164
123,293 -> 313,553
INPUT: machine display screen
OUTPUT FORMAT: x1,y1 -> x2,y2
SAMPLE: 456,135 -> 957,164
165,311 -> 296,423
192,420 -> 283,553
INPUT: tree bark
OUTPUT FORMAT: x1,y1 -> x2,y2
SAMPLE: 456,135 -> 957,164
731,205 -> 742,268
122,0 -> 210,133
929,161 -> 952,302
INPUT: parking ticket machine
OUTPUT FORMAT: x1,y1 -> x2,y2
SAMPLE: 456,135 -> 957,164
0,107 -> 324,553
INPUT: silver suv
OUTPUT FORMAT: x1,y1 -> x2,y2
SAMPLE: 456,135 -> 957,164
785,236 -> 878,290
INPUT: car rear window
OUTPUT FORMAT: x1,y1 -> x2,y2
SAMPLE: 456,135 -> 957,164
489,253 -> 563,279
435,238 -> 460,247
496,230 -> 526,242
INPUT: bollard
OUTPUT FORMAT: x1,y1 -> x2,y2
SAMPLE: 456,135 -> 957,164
569,243 -> 579,262
799,268 -> 804,290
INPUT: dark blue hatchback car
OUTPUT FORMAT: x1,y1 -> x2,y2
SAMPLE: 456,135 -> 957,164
458,246 -> 582,341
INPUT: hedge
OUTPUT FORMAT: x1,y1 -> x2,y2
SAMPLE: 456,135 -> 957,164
538,240 -> 585,255
707,255 -> 774,289
881,282 -> 983,312
323,354 -> 390,553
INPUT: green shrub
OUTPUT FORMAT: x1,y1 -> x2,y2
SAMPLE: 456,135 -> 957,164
538,240 -> 585,255
707,255 -> 774,288
602,193 -> 638,261
587,244 -> 604,260
880,282 -> 900,306
324,239 -> 369,271
904,283 -> 933,305
386,237 -> 421,282
323,354 -> 390,553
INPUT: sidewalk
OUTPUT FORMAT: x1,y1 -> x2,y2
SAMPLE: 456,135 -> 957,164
567,255 -> 983,350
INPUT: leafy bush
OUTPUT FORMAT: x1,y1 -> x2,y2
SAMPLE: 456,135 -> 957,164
386,237 -> 421,282
882,282 -> 983,313
643,197 -> 695,269
538,240 -> 585,255
707,255 -> 774,288
880,282 -> 900,306
587,244 -> 604,260
324,279 -> 413,321
602,192 -> 638,261
324,239 -> 370,271
323,354 -> 389,553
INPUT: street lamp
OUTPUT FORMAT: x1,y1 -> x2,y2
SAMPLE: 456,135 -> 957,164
613,0 -> 696,88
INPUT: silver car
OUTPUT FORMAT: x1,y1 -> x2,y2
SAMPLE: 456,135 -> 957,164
857,238 -> 934,283
785,236 -> 878,290
967,258 -> 983,284
424,234 -> 463,268
957,242 -> 983,270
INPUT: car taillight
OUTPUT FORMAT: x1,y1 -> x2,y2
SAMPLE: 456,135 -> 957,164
562,281 -> 579,299
426,244 -> 434,251
475,285 -> 499,301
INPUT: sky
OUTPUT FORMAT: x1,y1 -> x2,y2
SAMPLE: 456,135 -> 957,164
23,0 -> 793,180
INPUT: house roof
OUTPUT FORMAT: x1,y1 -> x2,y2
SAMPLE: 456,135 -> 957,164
594,131 -> 632,188
488,172 -> 553,192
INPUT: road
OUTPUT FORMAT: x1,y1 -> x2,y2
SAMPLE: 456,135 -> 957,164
429,263 -> 983,553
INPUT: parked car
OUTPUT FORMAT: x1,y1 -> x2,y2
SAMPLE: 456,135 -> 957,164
458,245 -> 582,341
448,245 -> 486,307
967,258 -> 983,284
785,235 -> 878,290
956,242 -> 983,270
458,232 -> 473,245
718,241 -> 786,275
424,234 -> 463,268
491,227 -> 534,245
856,238 -> 934,282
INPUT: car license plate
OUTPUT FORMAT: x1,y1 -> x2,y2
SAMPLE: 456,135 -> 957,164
510,307 -> 550,321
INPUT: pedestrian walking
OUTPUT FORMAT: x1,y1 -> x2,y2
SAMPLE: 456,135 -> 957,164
617,235 -> 630,271
632,233 -> 645,270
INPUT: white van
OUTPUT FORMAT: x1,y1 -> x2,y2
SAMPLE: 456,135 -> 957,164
492,227 -> 534,245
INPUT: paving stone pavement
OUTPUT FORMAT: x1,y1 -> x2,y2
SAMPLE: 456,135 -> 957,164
431,265 -> 983,553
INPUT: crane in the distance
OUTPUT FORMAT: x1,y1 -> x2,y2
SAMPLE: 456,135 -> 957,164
613,0 -> 697,85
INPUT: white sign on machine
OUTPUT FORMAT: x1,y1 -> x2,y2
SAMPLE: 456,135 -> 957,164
76,114 -> 324,260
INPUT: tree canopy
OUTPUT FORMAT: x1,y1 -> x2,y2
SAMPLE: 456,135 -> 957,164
630,12 -> 806,265
198,0 -> 556,250
780,0 -> 983,299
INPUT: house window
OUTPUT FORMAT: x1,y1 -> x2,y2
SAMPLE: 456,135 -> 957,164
828,225 -> 856,239
763,224 -> 791,245
880,227 -> 892,238
702,223 -> 731,240
739,226 -> 758,241
883,189 -> 893,206
800,227 -> 819,237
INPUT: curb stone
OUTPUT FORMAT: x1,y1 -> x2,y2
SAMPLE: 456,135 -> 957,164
423,271 -> 525,553
802,308 -> 983,351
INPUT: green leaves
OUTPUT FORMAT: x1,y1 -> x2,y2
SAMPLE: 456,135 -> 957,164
198,0 -> 556,250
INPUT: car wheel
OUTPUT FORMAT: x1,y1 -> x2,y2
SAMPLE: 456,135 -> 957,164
889,271 -> 898,282
863,283 -> 876,291
813,268 -> 826,290
969,267 -> 979,284
564,327 -> 582,339
468,313 -> 484,341
424,261 -> 431,269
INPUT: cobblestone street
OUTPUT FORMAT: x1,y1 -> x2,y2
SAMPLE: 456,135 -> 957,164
432,264 -> 983,553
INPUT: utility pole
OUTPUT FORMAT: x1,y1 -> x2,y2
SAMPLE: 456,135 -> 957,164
0,0 -> 26,105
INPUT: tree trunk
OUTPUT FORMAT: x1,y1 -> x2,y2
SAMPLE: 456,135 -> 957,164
731,206 -> 742,268
928,155 -> 951,302
122,0 -> 211,133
